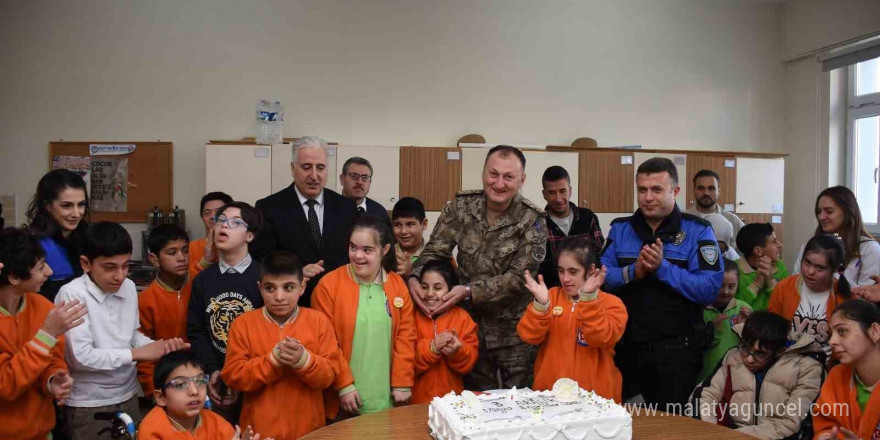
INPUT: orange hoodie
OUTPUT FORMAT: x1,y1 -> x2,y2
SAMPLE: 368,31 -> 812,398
137,405 -> 235,440
0,293 -> 68,440
138,266 -> 202,395
311,265 -> 416,419
768,275 -> 845,323
516,287 -> 627,403
812,364 -> 880,440
221,307 -> 340,440
411,307 -> 479,404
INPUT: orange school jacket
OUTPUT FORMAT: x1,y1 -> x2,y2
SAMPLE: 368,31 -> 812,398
0,293 -> 68,440
516,287 -> 627,403
311,265 -> 417,419
138,267 -> 202,395
411,307 -> 479,404
812,364 -> 880,440
221,307 -> 341,440
767,276 -> 845,322
137,405 -> 235,440
188,238 -> 207,274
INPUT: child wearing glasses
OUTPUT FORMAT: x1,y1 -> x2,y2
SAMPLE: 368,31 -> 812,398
694,311 -> 823,439
139,350 -> 271,440
188,202 -> 264,423
222,251 -> 342,439
56,222 -> 189,439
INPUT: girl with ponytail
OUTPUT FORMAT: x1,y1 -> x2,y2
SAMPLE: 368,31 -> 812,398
768,233 -> 852,360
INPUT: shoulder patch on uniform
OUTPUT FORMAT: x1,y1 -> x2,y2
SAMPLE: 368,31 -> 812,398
697,240 -> 720,267
681,213 -> 712,228
455,189 -> 484,197
532,245 -> 547,262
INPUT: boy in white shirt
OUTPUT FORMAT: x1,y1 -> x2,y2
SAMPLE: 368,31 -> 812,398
55,221 -> 188,440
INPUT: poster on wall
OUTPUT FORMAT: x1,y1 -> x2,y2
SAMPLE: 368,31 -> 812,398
52,155 -> 91,195
90,157 -> 129,212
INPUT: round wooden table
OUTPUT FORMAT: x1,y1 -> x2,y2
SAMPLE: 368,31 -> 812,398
301,404 -> 757,440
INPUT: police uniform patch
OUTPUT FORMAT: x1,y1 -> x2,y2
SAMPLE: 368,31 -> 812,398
532,245 -> 547,262
700,244 -> 719,265
673,231 -> 686,246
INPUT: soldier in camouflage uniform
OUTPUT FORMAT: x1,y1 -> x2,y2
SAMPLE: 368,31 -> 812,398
409,146 -> 548,390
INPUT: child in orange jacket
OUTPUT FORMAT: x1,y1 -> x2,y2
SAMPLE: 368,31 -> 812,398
138,224 -> 205,395
221,251 -> 341,440
813,299 -> 880,440
139,350 -> 270,440
311,216 -> 416,418
516,236 -> 627,402
0,227 -> 86,440
188,192 -> 233,273
411,260 -> 478,404
768,234 -> 853,360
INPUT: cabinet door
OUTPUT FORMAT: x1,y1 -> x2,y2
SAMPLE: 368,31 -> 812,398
579,150 -> 634,213
461,147 -> 487,191
521,151 -> 579,210
399,147 -> 462,211
335,146 -> 400,210
633,153 -> 688,211
205,144 -> 272,206
736,157 -> 785,214
685,155 -> 737,212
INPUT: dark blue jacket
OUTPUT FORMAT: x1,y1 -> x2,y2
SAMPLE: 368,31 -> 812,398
600,205 -> 723,343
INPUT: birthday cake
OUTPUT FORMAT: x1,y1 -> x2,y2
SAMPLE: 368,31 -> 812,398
428,379 -> 632,440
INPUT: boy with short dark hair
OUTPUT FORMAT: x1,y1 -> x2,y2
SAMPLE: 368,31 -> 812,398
137,350 -> 236,439
57,222 -> 189,440
188,202 -> 264,420
735,223 -> 788,310
0,227 -> 85,440
695,311 -> 823,439
221,251 -> 341,439
190,192 -> 234,273
138,224 -> 203,395
391,197 -> 429,278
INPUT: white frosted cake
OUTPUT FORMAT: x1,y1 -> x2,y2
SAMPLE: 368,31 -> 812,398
428,379 -> 632,440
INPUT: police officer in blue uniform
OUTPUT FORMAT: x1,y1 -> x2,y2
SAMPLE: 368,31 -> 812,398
600,157 -> 723,411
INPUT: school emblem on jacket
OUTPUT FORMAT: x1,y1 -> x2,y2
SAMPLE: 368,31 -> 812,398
552,306 -> 564,316
700,244 -> 719,265
393,297 -> 404,308
207,293 -> 255,353
673,231 -> 686,246
576,327 -> 589,347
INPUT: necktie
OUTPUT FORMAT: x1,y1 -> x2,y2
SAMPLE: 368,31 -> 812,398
305,199 -> 322,246
358,207 -> 365,214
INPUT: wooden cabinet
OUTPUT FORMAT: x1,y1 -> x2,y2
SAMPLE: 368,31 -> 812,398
205,143 -> 272,206
685,154 -> 738,211
335,146 -> 400,210
399,147 -> 462,211
578,150 -> 634,213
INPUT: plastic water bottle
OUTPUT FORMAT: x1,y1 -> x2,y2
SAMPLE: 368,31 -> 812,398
255,100 -> 284,145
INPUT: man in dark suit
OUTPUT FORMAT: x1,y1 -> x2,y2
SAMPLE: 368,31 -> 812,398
339,156 -> 391,224
251,136 -> 358,306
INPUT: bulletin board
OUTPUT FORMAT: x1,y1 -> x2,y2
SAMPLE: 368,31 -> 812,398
48,141 -> 173,223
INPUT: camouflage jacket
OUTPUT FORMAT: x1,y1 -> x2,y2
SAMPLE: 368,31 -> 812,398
411,190 -> 548,349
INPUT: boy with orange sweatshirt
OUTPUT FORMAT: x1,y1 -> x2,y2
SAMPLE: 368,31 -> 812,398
222,251 -> 342,439
189,192 -> 233,273
411,260 -> 478,403
138,224 -> 204,395
0,227 -> 86,440
517,236 -> 627,402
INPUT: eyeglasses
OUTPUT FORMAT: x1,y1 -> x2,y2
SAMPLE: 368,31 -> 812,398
346,172 -> 372,183
214,215 -> 248,230
737,344 -> 772,362
162,373 -> 210,391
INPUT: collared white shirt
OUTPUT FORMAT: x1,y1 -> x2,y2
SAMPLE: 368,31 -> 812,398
218,253 -> 253,274
56,273 -> 153,407
357,199 -> 368,212
294,185 -> 325,234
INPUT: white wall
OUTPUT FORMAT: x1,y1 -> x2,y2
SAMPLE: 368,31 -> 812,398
780,0 -> 880,267
1,0 -> 786,255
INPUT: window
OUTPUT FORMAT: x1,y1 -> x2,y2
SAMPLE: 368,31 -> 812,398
847,56 -> 880,227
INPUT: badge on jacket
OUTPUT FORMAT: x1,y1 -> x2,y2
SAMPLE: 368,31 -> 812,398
393,297 -> 404,308
552,306 -> 564,316
700,244 -> 719,265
